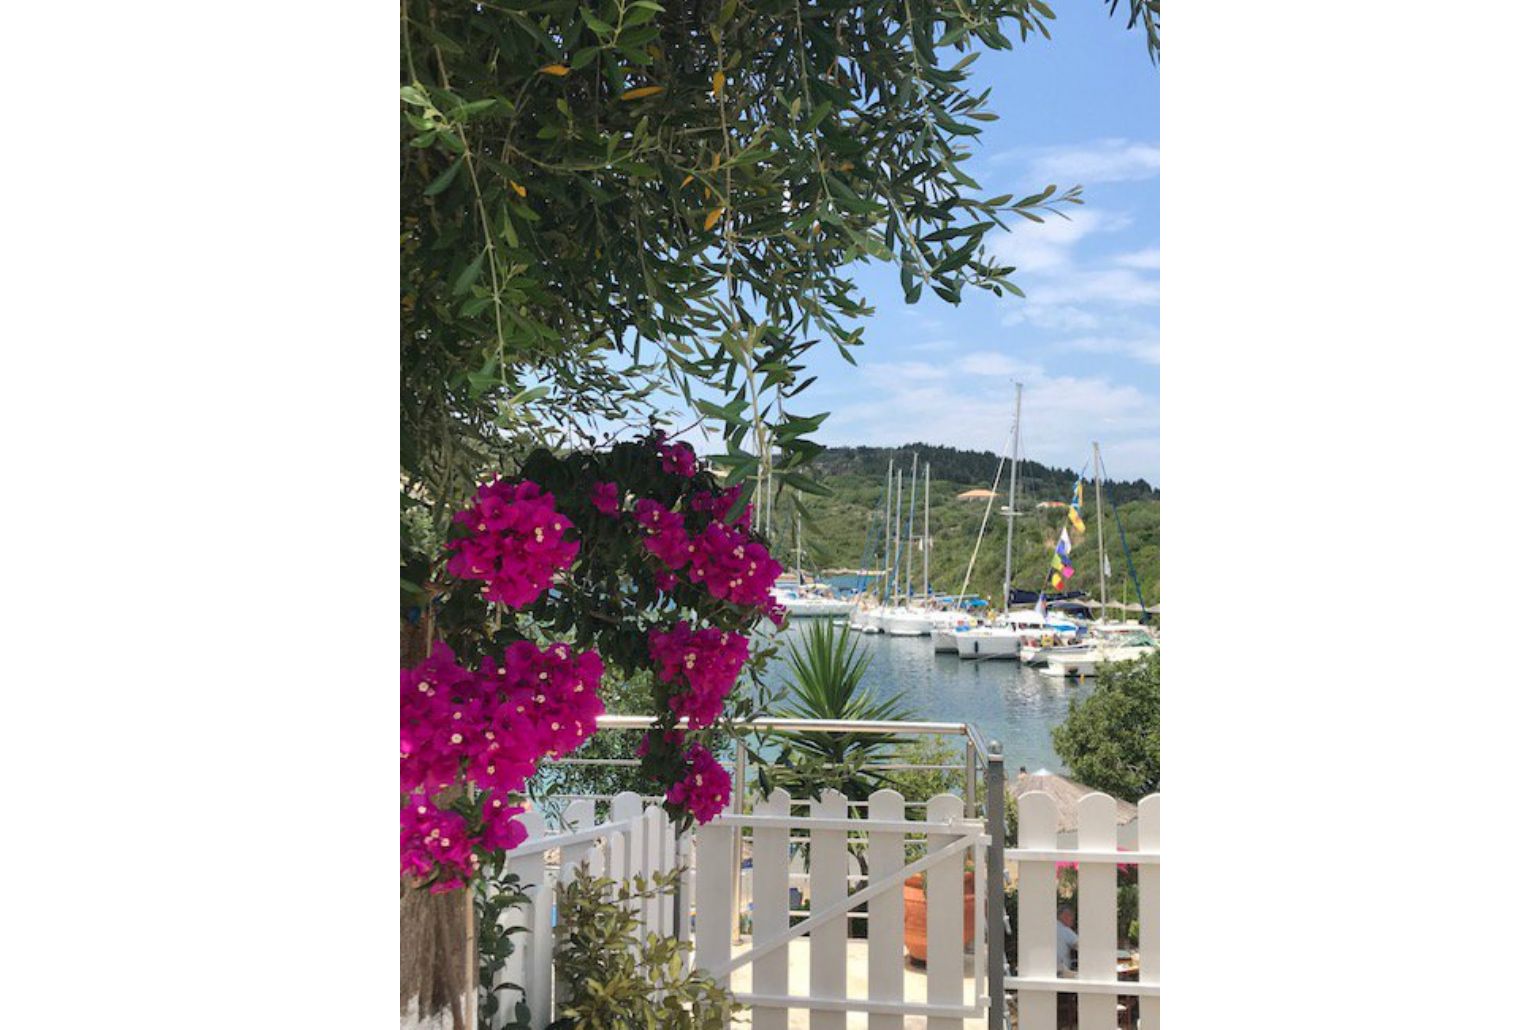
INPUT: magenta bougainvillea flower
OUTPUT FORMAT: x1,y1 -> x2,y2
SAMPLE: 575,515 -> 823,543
400,639 -> 604,886
401,793 -> 476,890
666,744 -> 733,824
657,439 -> 697,478
632,498 -> 692,569
654,570 -> 679,594
590,480 -> 620,517
690,484 -> 753,531
446,478 -> 580,607
686,520 -> 782,611
648,621 -> 750,727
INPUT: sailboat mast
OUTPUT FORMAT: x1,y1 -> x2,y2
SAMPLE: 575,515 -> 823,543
1003,382 -> 1023,611
1093,441 -> 1108,618
882,458 -> 893,602
922,462 -> 931,600
795,512 -> 803,584
893,469 -> 904,603
905,452 -> 918,600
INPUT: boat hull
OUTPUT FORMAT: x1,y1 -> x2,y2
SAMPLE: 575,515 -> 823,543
956,631 -> 1020,661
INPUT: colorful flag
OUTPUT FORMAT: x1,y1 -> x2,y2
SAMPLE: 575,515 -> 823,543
1073,480 -> 1084,509
1067,507 -> 1085,533
1056,528 -> 1073,558
1103,554 -> 1112,578
1034,594 -> 1047,620
1050,572 -> 1064,590
1061,563 -> 1075,581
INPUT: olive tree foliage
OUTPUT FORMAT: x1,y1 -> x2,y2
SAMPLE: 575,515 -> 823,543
401,0 -> 1158,596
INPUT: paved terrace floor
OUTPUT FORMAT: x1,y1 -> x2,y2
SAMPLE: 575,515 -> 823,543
727,938 -> 986,1029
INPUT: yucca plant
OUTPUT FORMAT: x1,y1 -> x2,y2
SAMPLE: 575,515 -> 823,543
764,620 -> 915,802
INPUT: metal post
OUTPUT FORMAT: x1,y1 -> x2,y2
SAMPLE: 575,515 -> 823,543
730,737 -> 748,943
985,742 -> 1007,1030
964,736 -> 978,818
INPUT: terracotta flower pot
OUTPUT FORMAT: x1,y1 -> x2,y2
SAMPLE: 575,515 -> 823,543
902,871 -> 976,965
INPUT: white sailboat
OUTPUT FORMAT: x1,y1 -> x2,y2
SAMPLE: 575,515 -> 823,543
956,382 -> 1035,661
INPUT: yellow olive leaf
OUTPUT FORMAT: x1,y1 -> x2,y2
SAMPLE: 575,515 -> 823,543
682,174 -> 694,187
704,206 -> 725,231
620,85 -> 665,101
508,179 -> 527,197
712,70 -> 725,96
538,64 -> 570,77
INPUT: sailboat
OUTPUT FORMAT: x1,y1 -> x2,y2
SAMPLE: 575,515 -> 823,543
954,382 -> 1042,661
1027,442 -> 1158,672
876,454 -> 931,635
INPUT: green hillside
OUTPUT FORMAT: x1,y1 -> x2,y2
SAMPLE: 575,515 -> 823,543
768,443 -> 1160,610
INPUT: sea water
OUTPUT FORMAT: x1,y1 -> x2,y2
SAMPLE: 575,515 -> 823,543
763,618 -> 1094,776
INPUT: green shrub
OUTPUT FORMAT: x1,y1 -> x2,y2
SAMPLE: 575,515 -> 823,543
549,867 -> 736,1030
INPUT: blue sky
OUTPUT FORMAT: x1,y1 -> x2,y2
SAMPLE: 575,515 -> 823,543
800,6 -> 1159,484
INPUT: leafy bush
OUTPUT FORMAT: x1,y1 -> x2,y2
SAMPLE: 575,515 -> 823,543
550,867 -> 736,1029
1050,653 -> 1159,801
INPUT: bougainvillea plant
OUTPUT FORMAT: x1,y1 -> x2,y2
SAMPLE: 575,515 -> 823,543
401,432 -> 782,892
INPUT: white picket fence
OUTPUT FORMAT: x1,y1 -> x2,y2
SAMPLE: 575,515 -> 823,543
703,787 -> 988,1026
494,786 -> 1161,1030
495,791 -> 687,1027
1007,792 -> 1160,1030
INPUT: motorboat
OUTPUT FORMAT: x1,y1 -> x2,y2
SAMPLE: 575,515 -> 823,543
956,609 -> 1078,662
1040,628 -> 1158,677
770,580 -> 856,618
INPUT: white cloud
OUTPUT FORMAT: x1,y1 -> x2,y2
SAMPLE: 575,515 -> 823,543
1056,335 -> 1160,366
820,356 -> 1159,481
1009,138 -> 1160,185
1115,247 -> 1160,270
989,209 -> 1130,273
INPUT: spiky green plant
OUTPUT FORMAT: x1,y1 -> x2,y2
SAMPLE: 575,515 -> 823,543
765,621 -> 915,802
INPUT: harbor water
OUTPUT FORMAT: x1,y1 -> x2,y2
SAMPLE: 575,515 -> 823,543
763,618 -> 1094,777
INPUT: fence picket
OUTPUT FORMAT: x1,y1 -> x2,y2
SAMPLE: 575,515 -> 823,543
752,790 -> 792,1030
507,807 -> 553,1027
1138,794 -> 1160,1030
559,798 -> 595,873
662,815 -> 678,939
1076,793 -> 1118,1029
926,793 -> 966,1030
612,792 -> 645,935
865,789 -> 906,1030
644,806 -> 666,938
809,788 -> 849,1030
696,815 -> 734,978
1017,791 -> 1059,1030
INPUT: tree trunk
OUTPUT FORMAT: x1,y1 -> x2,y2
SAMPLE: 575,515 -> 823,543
401,610 -> 473,1030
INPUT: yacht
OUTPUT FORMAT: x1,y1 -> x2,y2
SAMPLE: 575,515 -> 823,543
878,605 -> 931,636
770,579 -> 856,618
1040,627 -> 1158,677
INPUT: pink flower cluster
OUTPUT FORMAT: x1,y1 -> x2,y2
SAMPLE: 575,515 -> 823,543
648,621 -> 750,726
685,521 -> 781,610
658,439 -> 696,478
446,478 -> 580,608
633,498 -> 692,568
666,744 -> 733,824
401,793 -> 476,892
400,640 -> 604,886
690,484 -> 753,531
590,480 -> 620,517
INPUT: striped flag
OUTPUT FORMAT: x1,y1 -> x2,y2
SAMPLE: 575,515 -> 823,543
1056,528 -> 1073,558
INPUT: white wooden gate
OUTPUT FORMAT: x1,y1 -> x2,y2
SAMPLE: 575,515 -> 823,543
1007,791 -> 1160,1030
495,791 -> 683,1028
696,787 -> 990,1026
